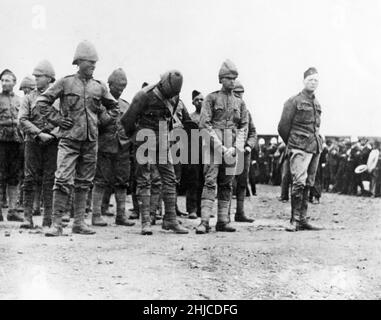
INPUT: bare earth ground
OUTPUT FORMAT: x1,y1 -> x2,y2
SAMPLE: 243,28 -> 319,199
1,184 -> 381,300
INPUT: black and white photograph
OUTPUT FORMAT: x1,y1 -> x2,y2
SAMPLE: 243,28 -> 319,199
0,0 -> 380,304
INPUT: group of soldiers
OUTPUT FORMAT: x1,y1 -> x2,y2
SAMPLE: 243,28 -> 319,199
0,40 -> 327,237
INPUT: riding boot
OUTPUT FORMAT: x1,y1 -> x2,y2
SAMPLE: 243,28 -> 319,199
91,185 -> 108,226
72,189 -> 96,235
139,195 -> 152,235
161,192 -> 188,234
216,199 -> 236,232
115,188 -> 135,226
195,199 -> 213,234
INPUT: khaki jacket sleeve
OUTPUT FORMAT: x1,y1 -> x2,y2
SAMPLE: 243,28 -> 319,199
199,94 -> 224,150
36,78 -> 65,126
98,82 -> 118,126
234,99 -> 248,152
245,112 -> 257,149
278,98 -> 296,144
120,90 -> 146,137
18,94 -> 42,139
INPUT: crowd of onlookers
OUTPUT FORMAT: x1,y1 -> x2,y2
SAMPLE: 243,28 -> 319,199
228,135 -> 381,202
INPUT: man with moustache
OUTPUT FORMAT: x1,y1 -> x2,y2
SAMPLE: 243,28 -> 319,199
0,69 -> 24,222
36,40 -> 119,236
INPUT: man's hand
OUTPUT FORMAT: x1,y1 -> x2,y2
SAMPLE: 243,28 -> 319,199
225,147 -> 236,158
58,118 -> 74,130
245,146 -> 252,154
38,132 -> 54,143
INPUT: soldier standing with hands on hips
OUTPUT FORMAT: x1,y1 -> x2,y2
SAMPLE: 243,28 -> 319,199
36,40 -> 119,236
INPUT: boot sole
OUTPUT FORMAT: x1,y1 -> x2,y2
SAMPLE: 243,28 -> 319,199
116,222 -> 135,226
72,231 -> 96,235
162,227 -> 189,234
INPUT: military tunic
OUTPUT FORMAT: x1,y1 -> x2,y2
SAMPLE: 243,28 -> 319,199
278,89 -> 323,194
199,88 -> 248,202
36,72 -> 118,194
95,98 -> 131,188
0,92 -> 23,187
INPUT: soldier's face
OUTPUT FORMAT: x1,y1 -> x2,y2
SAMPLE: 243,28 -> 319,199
34,74 -> 51,91
221,77 -> 236,91
78,60 -> 96,77
109,82 -> 127,99
303,73 -> 319,92
22,88 -> 33,95
1,74 -> 16,93
192,95 -> 204,110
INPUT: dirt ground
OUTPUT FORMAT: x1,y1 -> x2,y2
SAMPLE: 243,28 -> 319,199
1,184 -> 381,300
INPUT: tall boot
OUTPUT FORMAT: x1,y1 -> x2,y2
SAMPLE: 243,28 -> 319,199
7,185 -> 24,222
234,194 -> 254,223
62,189 -> 73,223
101,186 -> 114,217
285,191 -> 302,232
195,199 -> 213,234
91,185 -> 108,226
72,189 -> 96,235
115,188 -> 135,226
296,187 -> 323,231
216,200 -> 236,232
33,183 -> 42,216
128,192 -> 139,219
149,191 -> 161,226
20,189 -> 34,229
17,182 -> 24,212
45,189 -> 67,237
86,188 -> 92,214
161,192 -> 188,234
139,195 -> 152,235
42,183 -> 53,227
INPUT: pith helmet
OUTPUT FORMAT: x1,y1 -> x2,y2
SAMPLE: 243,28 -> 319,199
33,60 -> 56,81
218,59 -> 238,82
108,68 -> 127,85
19,76 -> 36,90
72,40 -> 99,65
159,70 -> 183,98
233,80 -> 244,93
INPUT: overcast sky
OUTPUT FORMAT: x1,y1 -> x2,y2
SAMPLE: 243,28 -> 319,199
1,0 -> 380,137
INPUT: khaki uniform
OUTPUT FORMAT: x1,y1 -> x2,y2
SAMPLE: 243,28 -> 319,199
36,72 -> 118,231
0,91 -> 23,219
199,88 -> 248,226
19,88 -> 59,226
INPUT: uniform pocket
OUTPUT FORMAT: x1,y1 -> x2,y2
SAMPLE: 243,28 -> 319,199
64,93 -> 80,110
295,101 -> 314,123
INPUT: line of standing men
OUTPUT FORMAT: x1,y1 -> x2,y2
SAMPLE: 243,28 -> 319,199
0,39 -> 324,236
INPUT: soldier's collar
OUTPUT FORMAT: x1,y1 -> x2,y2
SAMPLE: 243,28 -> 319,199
302,88 -> 315,99
76,72 -> 93,81
220,87 -> 233,95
